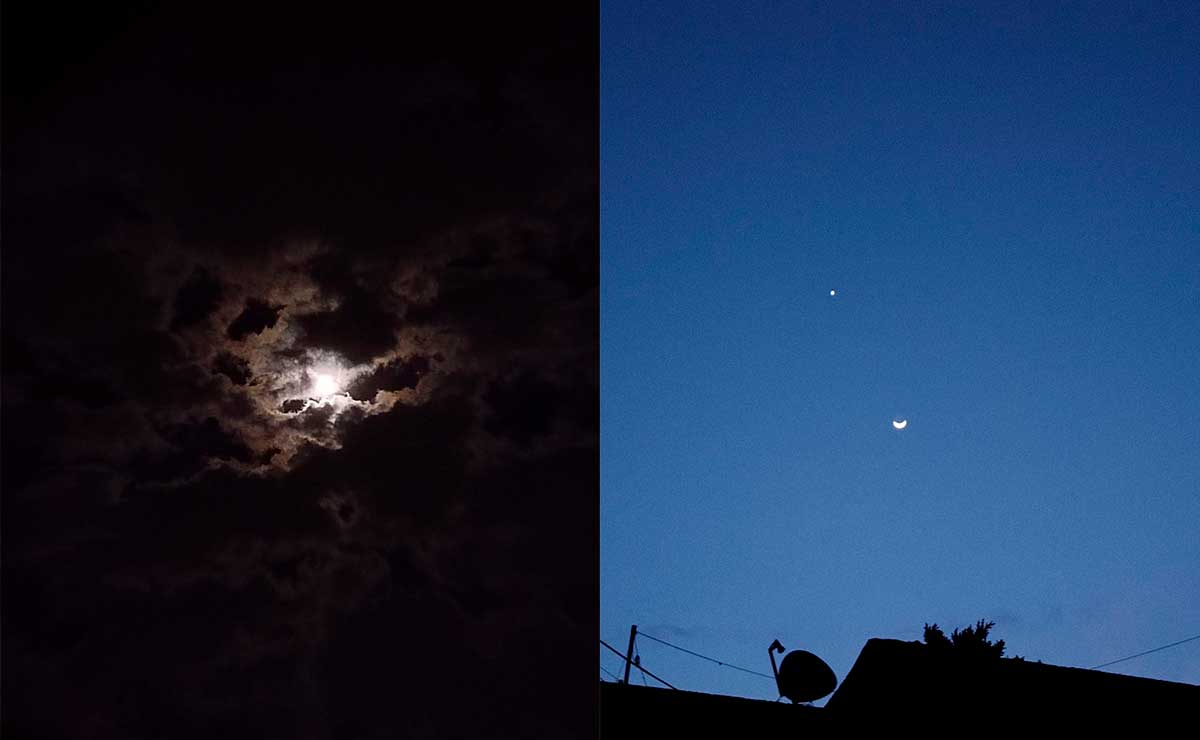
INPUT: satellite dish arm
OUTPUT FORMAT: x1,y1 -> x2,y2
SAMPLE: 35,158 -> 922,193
768,639 -> 785,696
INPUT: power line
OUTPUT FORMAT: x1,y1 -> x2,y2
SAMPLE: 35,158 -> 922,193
599,638 -> 678,689
599,643 -> 624,674
1090,632 -> 1200,670
635,635 -> 647,686
601,665 -> 619,681
638,630 -> 775,680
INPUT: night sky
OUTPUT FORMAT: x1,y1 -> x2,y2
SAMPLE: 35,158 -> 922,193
3,5 -> 596,738
602,2 -> 1198,700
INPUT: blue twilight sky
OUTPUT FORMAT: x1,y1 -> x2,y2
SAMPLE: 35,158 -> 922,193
600,1 -> 1199,701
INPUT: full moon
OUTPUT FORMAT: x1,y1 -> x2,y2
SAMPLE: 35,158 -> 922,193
892,419 -> 908,430
312,373 -> 340,398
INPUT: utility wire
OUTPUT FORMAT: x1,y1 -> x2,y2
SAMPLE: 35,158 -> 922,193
599,644 -> 625,677
600,665 -> 619,681
638,630 -> 775,680
634,635 -> 647,686
1090,632 -> 1200,670
599,638 -> 678,689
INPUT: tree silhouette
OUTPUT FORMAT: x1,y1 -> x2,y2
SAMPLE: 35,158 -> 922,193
923,619 -> 1006,659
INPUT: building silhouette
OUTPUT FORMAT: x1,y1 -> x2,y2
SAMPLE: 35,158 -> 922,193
601,637 -> 1199,736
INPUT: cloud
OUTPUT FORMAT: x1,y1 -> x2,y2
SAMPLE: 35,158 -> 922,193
291,291 -> 398,366
170,267 -> 224,331
644,623 -> 702,641
2,5 -> 596,737
345,355 -> 431,402
227,299 -> 284,341
212,351 -> 252,386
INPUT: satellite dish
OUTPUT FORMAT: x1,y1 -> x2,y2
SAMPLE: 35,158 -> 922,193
768,640 -> 838,703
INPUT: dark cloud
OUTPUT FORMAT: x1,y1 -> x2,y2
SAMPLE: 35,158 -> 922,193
284,393 -> 475,526
345,355 -> 431,402
3,4 -> 596,738
171,267 -> 224,331
161,417 -> 254,464
29,364 -> 124,409
212,351 -> 251,386
484,371 -> 566,447
227,299 -> 283,341
292,291 -> 398,365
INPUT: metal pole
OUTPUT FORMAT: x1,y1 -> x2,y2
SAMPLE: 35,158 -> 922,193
623,624 -> 638,684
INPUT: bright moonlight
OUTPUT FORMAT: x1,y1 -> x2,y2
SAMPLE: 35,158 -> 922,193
892,419 -> 908,430
312,373 -> 340,398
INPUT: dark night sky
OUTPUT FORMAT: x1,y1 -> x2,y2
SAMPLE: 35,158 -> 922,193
3,4 -> 597,738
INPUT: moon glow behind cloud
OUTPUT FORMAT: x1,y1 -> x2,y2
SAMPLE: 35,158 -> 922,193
312,373 -> 339,398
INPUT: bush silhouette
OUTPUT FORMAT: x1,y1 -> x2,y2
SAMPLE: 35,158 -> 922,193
923,619 -> 1006,659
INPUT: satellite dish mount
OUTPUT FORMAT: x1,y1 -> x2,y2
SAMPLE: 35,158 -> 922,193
768,639 -> 787,699
767,638 -> 838,704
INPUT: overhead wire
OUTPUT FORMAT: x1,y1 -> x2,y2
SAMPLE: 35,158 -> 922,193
1089,632 -> 1200,670
634,634 -> 647,686
609,627 -> 1200,686
638,630 -> 775,680
599,638 -> 678,689
599,643 -> 625,679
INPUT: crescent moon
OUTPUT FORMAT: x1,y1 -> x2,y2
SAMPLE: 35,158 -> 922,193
892,419 -> 908,430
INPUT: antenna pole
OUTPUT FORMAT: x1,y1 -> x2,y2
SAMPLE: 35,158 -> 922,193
623,625 -> 638,684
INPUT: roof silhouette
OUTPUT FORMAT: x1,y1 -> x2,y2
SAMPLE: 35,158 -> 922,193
601,637 -> 1199,737
828,638 -> 1198,729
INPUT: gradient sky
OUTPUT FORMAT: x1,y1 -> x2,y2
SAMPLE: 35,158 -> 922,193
601,1 -> 1199,701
